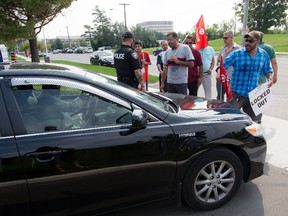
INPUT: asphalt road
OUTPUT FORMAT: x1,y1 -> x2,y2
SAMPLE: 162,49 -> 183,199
49,53 -> 288,216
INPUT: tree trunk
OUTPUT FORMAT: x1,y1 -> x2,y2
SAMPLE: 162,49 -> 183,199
29,38 -> 40,62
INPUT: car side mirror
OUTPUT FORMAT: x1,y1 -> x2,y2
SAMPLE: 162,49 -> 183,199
119,109 -> 148,136
132,109 -> 148,129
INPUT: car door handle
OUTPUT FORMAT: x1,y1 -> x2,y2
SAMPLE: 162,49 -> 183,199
25,149 -> 65,163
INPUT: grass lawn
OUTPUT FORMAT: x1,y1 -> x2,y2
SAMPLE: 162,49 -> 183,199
52,60 -> 159,84
144,34 -> 288,53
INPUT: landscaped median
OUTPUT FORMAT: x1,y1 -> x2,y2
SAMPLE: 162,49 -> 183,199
52,60 -> 159,84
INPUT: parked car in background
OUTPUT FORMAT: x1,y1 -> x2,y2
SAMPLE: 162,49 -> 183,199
38,52 -> 47,57
90,51 -> 114,66
52,49 -> 62,54
0,62 -> 267,215
153,47 -> 163,56
74,47 -> 84,54
98,46 -> 112,52
83,47 -> 93,53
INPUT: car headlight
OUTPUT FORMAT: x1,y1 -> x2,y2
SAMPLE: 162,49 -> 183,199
245,122 -> 264,137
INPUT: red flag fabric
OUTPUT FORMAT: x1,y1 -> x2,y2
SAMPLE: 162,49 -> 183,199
195,15 -> 208,49
220,56 -> 233,101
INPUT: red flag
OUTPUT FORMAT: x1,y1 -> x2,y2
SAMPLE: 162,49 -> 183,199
195,15 -> 208,49
220,56 -> 233,101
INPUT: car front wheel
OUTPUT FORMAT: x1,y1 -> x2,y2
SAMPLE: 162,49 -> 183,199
183,147 -> 243,210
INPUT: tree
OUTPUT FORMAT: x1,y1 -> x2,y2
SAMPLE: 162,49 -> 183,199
130,25 -> 158,48
235,0 -> 288,33
0,0 -> 75,62
91,5 -> 115,50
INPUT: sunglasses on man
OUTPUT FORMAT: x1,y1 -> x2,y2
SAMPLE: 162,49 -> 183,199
185,42 -> 193,44
244,38 -> 257,43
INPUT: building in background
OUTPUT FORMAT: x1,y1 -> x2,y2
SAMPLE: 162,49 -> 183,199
138,21 -> 173,35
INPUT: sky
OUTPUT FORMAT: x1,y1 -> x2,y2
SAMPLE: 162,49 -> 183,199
40,0 -> 239,39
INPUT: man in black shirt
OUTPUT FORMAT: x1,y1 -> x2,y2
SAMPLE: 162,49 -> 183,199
114,31 -> 145,91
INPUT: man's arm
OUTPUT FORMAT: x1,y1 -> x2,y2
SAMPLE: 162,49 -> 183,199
198,65 -> 204,86
134,69 -> 145,91
160,65 -> 168,92
207,56 -> 215,75
271,58 -> 278,84
170,55 -> 194,67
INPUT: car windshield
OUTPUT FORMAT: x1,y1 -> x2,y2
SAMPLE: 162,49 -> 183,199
85,73 -> 178,113
98,52 -> 112,57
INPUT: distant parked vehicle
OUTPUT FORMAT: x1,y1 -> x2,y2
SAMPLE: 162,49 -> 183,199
52,49 -> 62,54
74,47 -> 84,54
98,46 -> 112,52
83,47 -> 93,53
90,51 -> 114,66
38,52 -> 47,57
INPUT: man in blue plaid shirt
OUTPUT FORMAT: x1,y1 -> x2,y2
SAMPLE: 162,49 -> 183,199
224,31 -> 273,123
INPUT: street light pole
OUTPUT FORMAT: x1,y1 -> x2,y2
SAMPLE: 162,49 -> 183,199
119,3 -> 129,30
242,0 -> 249,44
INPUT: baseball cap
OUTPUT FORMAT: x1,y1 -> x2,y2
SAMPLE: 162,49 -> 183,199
244,31 -> 261,40
122,31 -> 134,39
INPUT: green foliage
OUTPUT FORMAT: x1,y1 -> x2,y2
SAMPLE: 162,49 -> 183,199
91,5 -> 115,50
130,25 -> 158,48
51,38 -> 64,50
0,0 -> 75,61
208,34 -> 288,52
235,0 -> 288,33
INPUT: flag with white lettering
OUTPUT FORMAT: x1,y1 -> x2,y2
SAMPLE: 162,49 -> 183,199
220,56 -> 233,101
195,15 -> 208,49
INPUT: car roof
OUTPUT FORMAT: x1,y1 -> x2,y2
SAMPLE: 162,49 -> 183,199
0,62 -> 109,87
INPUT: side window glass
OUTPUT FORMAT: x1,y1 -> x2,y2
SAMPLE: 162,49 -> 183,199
13,84 -> 132,134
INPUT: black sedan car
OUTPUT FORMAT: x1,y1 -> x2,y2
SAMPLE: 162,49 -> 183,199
90,51 -> 114,66
0,62 -> 266,215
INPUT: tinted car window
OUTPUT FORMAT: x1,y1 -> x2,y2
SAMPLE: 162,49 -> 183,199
12,84 -> 132,134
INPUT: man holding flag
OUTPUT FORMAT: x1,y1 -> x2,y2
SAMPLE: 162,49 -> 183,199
196,15 -> 216,99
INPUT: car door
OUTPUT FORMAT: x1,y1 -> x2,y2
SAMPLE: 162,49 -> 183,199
0,79 -> 31,216
5,76 -> 176,215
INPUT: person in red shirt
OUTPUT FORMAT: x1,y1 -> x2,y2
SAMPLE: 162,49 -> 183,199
183,35 -> 204,96
134,40 -> 151,91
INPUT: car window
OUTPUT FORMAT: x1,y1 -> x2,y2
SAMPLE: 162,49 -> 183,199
12,83 -> 133,134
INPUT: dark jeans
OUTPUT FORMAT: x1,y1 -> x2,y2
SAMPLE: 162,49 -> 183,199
229,91 -> 262,122
167,83 -> 187,95
188,81 -> 198,96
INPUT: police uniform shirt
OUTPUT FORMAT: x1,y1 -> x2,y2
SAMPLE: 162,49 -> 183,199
114,45 -> 142,78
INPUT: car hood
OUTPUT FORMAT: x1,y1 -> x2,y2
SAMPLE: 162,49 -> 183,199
159,93 -> 249,122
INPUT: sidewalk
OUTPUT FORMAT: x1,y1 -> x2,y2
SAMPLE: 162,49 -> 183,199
262,115 -> 288,170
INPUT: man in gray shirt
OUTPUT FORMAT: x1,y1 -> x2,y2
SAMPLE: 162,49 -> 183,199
161,32 -> 194,95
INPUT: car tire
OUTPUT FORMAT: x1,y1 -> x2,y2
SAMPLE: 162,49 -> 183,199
153,51 -> 156,56
183,147 -> 243,210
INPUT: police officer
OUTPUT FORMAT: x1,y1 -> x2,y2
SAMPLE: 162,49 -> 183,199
114,31 -> 145,91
